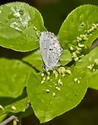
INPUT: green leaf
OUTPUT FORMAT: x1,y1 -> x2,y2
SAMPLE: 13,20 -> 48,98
58,5 -> 98,50
0,96 -> 29,116
87,70 -> 98,90
27,69 -> 87,123
58,4 -> 98,90
23,49 -> 43,71
60,49 -> 72,66
0,58 -> 32,98
75,47 -> 98,90
0,114 -> 7,122
0,2 -> 45,52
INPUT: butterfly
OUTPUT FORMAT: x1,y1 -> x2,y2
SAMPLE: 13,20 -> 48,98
39,31 -> 63,71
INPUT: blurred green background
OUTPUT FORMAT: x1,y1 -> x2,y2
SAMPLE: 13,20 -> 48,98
0,0 -> 98,125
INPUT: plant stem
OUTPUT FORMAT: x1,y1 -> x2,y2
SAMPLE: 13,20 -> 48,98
0,115 -> 18,125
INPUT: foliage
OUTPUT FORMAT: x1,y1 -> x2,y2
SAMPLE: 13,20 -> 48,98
0,2 -> 98,123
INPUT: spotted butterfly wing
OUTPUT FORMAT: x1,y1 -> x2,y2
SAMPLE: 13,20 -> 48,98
39,31 -> 63,71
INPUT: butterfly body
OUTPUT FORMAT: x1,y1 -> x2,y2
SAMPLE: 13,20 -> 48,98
39,31 -> 63,71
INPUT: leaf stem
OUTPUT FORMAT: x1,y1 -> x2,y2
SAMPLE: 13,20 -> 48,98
0,115 -> 18,125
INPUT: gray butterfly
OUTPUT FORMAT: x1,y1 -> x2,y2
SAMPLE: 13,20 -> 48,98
39,31 -> 63,71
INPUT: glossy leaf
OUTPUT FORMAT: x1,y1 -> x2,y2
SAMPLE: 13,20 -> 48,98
75,47 -> 98,90
23,49 -> 43,71
0,58 -> 32,98
0,2 -> 45,52
58,5 -> 98,50
0,96 -> 29,116
27,69 -> 87,123
60,49 -> 72,66
0,114 -> 7,122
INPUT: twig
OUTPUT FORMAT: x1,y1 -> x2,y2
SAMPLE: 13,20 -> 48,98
0,115 -> 18,125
